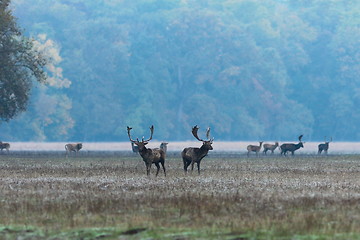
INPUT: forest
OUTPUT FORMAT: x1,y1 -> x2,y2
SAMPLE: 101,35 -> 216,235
1,0 -> 360,142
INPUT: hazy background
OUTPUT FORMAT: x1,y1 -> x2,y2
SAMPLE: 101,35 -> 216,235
2,0 -> 360,143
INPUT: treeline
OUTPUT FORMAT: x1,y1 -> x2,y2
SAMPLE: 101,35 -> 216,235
2,0 -> 360,142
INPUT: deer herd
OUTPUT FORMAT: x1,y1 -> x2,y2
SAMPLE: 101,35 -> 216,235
0,126 -> 333,176
126,125 -> 333,176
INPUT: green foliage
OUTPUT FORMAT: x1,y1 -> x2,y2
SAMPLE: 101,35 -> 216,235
3,0 -> 360,141
0,0 -> 47,121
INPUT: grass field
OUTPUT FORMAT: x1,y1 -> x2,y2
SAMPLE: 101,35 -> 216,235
0,153 -> 360,239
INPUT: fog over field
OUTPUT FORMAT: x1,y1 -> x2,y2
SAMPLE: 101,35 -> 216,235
8,141 -> 360,154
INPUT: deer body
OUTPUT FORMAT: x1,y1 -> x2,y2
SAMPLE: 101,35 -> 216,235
318,137 -> 332,155
263,142 -> 279,155
247,142 -> 263,156
127,126 -> 166,176
280,135 -> 304,156
138,147 -> 166,176
65,143 -> 82,158
182,125 -> 213,174
0,142 -> 10,153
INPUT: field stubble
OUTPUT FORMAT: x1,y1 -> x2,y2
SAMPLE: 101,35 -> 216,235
0,154 -> 360,238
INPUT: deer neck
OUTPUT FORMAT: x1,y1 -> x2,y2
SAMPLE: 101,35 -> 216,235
295,142 -> 302,149
198,145 -> 210,157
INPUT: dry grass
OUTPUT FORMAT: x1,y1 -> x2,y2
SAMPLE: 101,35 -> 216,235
0,154 -> 360,239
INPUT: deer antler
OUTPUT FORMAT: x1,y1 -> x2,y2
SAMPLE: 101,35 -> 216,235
127,126 -> 138,143
143,125 -> 154,143
206,127 -> 211,140
192,125 -> 204,142
298,135 -> 303,142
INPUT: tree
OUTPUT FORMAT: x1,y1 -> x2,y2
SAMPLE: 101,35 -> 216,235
0,0 -> 47,121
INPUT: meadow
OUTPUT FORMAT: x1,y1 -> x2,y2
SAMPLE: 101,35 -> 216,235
0,153 -> 360,239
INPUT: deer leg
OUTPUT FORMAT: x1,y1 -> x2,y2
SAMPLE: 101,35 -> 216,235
145,162 -> 151,176
191,161 -> 195,172
160,160 -> 166,176
197,162 -> 201,174
155,162 -> 160,176
183,159 -> 190,173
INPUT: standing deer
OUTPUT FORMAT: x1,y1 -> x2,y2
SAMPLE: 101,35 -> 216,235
182,125 -> 213,174
159,142 -> 168,154
127,125 -> 166,176
263,142 -> 279,155
280,135 -> 304,156
65,143 -> 82,158
0,142 -> 10,153
318,137 -> 332,155
247,142 -> 263,157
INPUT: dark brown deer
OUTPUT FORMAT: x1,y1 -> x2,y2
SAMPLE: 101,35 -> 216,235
182,125 -> 213,174
247,142 -> 263,156
263,142 -> 279,155
280,135 -> 304,156
318,137 -> 332,155
127,125 -> 166,176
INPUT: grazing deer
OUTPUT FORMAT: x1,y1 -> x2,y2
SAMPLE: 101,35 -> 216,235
131,142 -> 139,153
0,142 -> 10,153
159,142 -> 168,154
318,137 -> 332,155
65,143 -> 82,158
247,142 -> 263,157
182,125 -> 213,174
280,135 -> 304,156
127,125 -> 166,176
263,142 -> 279,155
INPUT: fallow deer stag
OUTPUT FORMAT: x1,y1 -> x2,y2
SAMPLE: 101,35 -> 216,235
318,137 -> 332,155
263,142 -> 279,155
127,125 -> 166,176
247,142 -> 263,157
280,135 -> 304,156
182,125 -> 213,174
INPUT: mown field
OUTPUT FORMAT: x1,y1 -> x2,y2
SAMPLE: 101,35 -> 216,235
0,153 -> 360,239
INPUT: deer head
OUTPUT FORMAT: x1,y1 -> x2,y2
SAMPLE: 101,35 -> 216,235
192,125 -> 214,150
298,134 -> 304,148
127,125 -> 154,152
324,136 -> 332,144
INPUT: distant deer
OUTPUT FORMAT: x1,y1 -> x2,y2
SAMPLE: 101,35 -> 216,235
247,142 -> 263,157
263,142 -> 279,155
127,125 -> 166,176
318,137 -> 332,155
131,142 -> 139,153
182,125 -> 213,174
65,143 -> 82,158
159,142 -> 168,154
0,142 -> 10,153
280,135 -> 304,156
